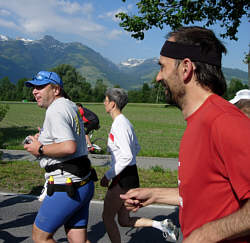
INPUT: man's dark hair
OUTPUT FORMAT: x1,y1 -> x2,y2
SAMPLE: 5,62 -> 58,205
50,83 -> 71,100
167,26 -> 227,96
76,103 -> 83,108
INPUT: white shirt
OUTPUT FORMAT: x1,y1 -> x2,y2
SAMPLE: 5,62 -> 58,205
38,97 -> 88,183
105,114 -> 140,180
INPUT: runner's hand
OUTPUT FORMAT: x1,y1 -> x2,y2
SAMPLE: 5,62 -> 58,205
120,188 -> 155,212
34,127 -> 41,139
100,175 -> 109,187
24,136 -> 41,157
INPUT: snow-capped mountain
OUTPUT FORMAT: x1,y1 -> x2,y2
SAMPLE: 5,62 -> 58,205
16,37 -> 33,43
0,34 -> 33,42
0,34 -> 9,41
119,57 -> 158,68
0,34 -> 133,88
118,57 -> 160,87
120,58 -> 146,68
0,34 -> 248,89
0,33 -> 163,88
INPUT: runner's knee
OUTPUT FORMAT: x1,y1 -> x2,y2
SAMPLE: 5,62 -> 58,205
32,224 -> 52,243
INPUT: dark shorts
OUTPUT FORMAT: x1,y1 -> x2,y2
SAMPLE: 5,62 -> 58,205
109,165 -> 140,190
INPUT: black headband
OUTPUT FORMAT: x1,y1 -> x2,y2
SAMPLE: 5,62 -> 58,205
160,41 -> 221,66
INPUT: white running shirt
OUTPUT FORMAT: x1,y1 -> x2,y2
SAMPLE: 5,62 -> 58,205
105,114 -> 140,180
38,97 -> 88,183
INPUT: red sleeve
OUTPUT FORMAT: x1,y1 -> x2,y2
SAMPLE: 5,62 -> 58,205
213,113 -> 250,201
79,107 -> 88,123
79,107 -> 84,117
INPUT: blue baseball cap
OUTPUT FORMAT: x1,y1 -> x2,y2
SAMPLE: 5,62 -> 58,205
25,71 -> 63,88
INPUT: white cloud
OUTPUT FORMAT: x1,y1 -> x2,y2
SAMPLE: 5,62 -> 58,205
0,0 -> 138,48
99,8 -> 127,22
0,0 -> 107,43
0,18 -> 18,29
0,9 -> 11,16
56,0 -> 82,14
106,29 -> 123,40
56,0 -> 93,16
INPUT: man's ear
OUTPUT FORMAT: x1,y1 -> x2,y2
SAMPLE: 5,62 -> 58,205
182,58 -> 194,84
53,86 -> 61,96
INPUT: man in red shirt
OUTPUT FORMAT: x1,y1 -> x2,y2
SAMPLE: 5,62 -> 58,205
121,26 -> 250,243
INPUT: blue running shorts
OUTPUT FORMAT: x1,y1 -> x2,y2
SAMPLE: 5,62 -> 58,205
35,181 -> 94,233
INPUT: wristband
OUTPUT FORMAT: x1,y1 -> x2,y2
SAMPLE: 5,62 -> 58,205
38,144 -> 44,155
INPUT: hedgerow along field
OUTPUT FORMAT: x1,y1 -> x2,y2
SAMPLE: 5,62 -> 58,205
0,102 -> 186,158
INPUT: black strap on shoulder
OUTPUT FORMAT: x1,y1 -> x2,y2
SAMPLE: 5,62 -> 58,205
45,156 -> 91,178
83,107 -> 99,123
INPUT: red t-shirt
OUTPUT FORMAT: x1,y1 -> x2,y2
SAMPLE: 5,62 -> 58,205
178,94 -> 250,242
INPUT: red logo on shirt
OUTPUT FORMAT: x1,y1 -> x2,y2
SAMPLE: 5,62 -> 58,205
109,133 -> 114,142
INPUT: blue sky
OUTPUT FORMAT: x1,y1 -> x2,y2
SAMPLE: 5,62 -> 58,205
0,0 -> 249,71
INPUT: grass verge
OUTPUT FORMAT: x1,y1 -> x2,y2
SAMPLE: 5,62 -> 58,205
0,102 -> 186,157
0,160 -> 178,200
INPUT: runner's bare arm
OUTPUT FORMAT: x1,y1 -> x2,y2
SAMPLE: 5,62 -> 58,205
120,187 -> 179,212
183,199 -> 250,243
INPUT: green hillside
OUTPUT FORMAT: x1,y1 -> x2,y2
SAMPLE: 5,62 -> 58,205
0,35 -> 248,89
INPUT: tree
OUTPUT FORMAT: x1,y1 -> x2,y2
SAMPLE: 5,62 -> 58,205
0,104 -> 9,147
142,83 -> 151,102
117,0 -> 249,41
128,89 -> 143,103
16,78 -> 33,101
243,46 -> 250,88
0,104 -> 9,123
51,64 -> 92,101
151,78 -> 166,103
93,79 -> 107,102
226,78 -> 248,100
80,81 -> 93,102
0,77 -> 17,101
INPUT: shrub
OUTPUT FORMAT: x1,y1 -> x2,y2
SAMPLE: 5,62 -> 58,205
0,104 -> 9,148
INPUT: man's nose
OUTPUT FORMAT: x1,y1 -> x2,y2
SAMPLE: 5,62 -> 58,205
32,87 -> 38,94
156,71 -> 162,83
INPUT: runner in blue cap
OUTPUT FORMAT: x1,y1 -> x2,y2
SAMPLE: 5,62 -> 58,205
24,70 -> 95,243
26,71 -> 63,87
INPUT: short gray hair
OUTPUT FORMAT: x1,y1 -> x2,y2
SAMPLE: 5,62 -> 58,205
105,88 -> 128,111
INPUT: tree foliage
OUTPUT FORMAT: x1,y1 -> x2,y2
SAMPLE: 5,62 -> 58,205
0,103 -> 9,147
117,0 -> 249,40
0,77 -> 17,101
225,78 -> 248,100
0,64 -> 108,103
0,63 -> 247,103
0,104 -> 9,123
93,79 -> 107,102
128,76 -> 166,103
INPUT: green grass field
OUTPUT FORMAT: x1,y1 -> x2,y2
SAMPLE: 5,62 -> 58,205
0,102 -> 182,195
0,161 -> 178,200
0,102 -> 186,157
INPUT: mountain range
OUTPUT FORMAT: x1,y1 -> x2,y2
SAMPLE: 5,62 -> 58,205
0,34 -> 248,90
